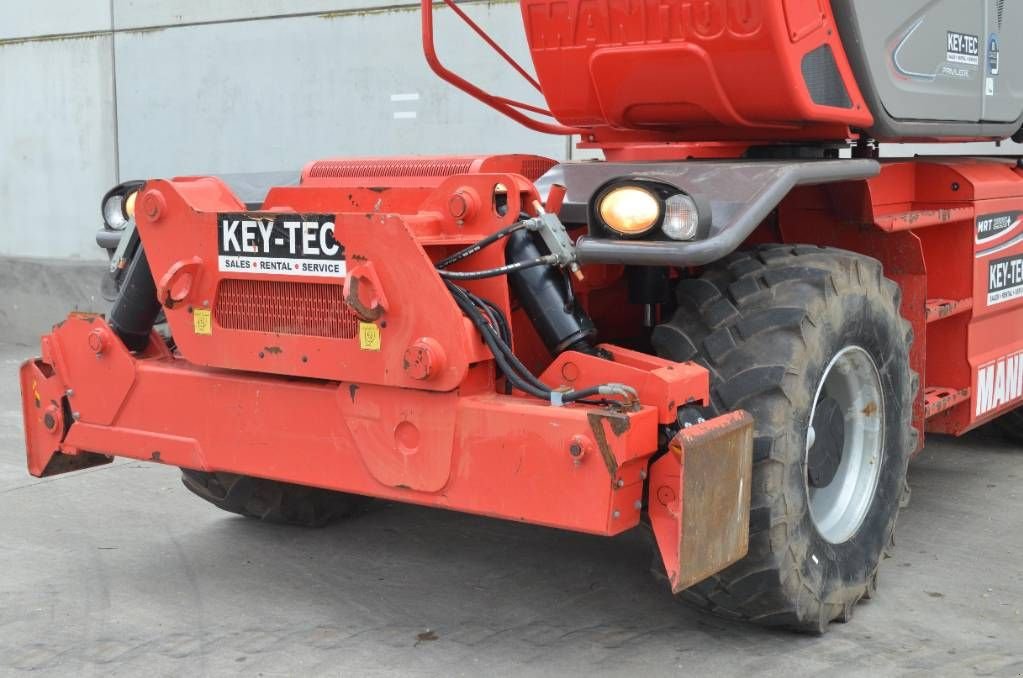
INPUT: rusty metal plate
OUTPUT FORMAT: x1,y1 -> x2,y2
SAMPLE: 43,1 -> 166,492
649,410 -> 753,594
676,411 -> 753,591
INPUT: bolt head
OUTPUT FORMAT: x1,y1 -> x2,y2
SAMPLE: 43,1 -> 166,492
612,510 -> 621,519
567,435 -> 590,462
87,328 -> 107,354
403,338 -> 445,381
65,389 -> 74,398
140,190 -> 166,222
449,193 -> 469,219
43,407 -> 60,432
448,189 -> 479,222
560,361 -> 581,382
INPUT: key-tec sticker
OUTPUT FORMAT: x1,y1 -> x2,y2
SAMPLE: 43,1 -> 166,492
217,214 -> 346,278
977,212 -> 1022,244
987,254 -> 1023,306
947,31 -> 980,66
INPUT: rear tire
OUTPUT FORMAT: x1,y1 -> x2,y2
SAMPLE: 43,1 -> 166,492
181,470 -> 368,528
651,245 -> 917,633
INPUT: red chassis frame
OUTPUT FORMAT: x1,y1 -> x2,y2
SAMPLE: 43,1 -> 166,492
18,153 -> 1023,597
20,156 -> 756,592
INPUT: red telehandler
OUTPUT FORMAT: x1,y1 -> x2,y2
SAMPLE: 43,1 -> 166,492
20,0 -> 1023,632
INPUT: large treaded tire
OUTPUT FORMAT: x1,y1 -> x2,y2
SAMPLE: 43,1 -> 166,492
651,245 -> 917,633
181,470 -> 368,528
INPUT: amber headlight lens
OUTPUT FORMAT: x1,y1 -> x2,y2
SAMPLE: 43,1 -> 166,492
124,191 -> 138,219
598,186 -> 661,236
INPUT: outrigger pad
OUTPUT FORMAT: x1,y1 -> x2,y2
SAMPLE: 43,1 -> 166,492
649,411 -> 753,594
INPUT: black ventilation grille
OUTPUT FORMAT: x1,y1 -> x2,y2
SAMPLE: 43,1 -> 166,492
801,45 -> 853,109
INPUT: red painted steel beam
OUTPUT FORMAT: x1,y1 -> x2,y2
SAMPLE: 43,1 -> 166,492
19,314 -> 714,536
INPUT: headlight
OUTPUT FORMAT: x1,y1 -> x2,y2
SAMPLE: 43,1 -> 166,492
102,194 -> 129,230
101,182 -> 144,231
662,194 -> 700,241
598,186 -> 661,236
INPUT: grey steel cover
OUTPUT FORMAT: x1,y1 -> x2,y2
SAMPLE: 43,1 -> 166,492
832,0 -> 1022,140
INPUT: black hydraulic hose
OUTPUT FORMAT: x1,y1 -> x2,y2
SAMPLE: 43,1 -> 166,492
465,289 -> 511,344
446,283 -> 639,408
562,386 -> 604,403
473,299 -> 501,335
462,290 -> 515,393
437,256 -> 555,281
446,283 -> 550,394
446,283 -> 551,399
438,229 -> 638,407
435,222 -> 526,269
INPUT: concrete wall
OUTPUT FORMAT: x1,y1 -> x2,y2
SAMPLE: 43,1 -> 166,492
0,0 -> 561,262
1,0 -> 1022,263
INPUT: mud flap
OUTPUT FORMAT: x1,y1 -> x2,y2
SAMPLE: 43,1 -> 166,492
648,411 -> 753,594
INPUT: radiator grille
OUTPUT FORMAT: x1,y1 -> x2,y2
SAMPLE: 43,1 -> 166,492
306,157 -> 556,181
308,159 -> 475,179
214,279 -> 359,339
520,157 -> 558,181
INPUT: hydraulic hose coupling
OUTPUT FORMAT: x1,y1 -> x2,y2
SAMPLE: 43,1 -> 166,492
549,383 -> 639,409
598,383 -> 640,407
525,200 -> 583,281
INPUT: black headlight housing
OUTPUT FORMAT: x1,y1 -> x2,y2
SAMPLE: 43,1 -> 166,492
588,178 -> 710,242
101,180 -> 146,231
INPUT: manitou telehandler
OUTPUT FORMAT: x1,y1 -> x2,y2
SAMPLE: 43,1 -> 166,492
19,0 -> 1023,632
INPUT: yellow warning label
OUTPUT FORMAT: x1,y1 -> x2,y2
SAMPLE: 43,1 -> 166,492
193,308 -> 213,335
359,322 -> 381,351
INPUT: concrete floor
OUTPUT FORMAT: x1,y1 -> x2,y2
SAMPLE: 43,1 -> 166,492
1,342 -> 1021,677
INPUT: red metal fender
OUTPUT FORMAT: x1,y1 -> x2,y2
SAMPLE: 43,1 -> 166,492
649,411 -> 754,594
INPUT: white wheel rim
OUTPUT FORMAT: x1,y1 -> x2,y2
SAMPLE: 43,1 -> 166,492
804,345 -> 884,544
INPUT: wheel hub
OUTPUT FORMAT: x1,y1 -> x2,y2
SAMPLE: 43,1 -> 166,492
804,346 -> 885,544
807,397 -> 845,488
